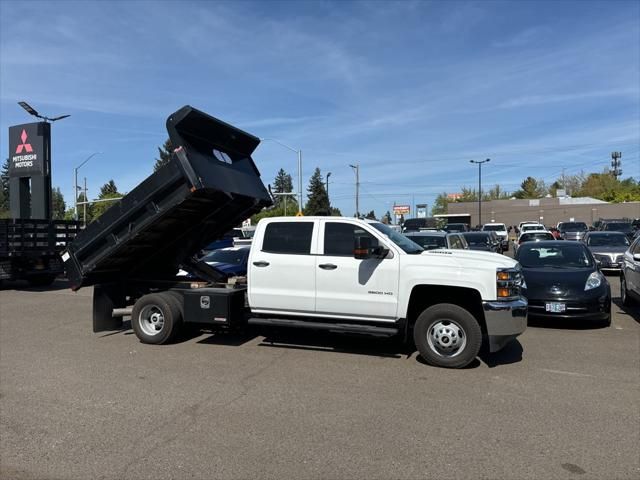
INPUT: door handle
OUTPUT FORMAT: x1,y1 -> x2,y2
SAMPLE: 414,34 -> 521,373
253,261 -> 270,267
319,263 -> 338,270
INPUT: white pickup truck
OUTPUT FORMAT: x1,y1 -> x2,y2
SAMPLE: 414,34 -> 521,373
243,216 -> 527,368
67,106 -> 527,369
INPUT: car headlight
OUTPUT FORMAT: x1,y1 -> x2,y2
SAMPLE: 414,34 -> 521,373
584,271 -> 603,291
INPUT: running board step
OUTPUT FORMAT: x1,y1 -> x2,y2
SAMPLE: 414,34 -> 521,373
247,317 -> 398,337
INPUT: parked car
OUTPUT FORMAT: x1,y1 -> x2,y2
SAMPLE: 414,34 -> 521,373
404,231 -> 468,250
558,221 -> 588,241
462,232 -> 502,253
482,223 -> 509,251
444,223 -> 469,233
402,217 -> 438,232
515,231 -> 555,252
515,241 -> 611,325
621,236 -> 640,307
518,221 -> 540,231
582,232 -> 630,272
520,223 -> 547,234
600,221 -> 635,241
179,246 -> 250,277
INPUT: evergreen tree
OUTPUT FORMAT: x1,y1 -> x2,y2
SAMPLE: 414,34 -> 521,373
51,187 -> 66,220
93,180 -> 122,220
382,211 -> 392,224
304,167 -> 330,216
271,168 -> 298,212
99,179 -> 119,197
0,158 -> 9,216
514,177 -> 547,199
330,207 -> 342,216
153,139 -> 174,172
77,192 -> 94,225
365,210 -> 377,220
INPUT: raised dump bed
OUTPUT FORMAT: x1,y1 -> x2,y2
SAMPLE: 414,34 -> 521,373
62,106 -> 272,290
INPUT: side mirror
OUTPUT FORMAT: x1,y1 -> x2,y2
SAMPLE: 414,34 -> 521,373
354,236 -> 373,259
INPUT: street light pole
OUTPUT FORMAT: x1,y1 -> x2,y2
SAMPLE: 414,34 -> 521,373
349,164 -> 360,218
261,138 -> 303,214
74,152 -> 102,221
470,158 -> 490,227
326,172 -> 331,205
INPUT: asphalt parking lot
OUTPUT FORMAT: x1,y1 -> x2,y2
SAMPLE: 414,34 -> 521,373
1,275 -> 639,480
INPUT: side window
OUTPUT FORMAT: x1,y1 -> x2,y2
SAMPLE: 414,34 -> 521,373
324,222 -> 379,256
632,238 -> 640,255
262,222 -> 314,254
449,235 -> 462,249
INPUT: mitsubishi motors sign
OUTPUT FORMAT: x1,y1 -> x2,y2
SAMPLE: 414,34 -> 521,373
8,122 -> 50,177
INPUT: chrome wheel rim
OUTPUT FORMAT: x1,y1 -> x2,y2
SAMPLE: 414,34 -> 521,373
427,320 -> 467,358
139,304 -> 165,336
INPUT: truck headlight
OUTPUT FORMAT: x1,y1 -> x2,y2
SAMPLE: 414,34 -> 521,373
496,267 -> 524,299
584,272 -> 603,291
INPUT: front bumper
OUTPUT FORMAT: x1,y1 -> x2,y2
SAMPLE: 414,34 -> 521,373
527,294 -> 610,321
483,298 -> 528,352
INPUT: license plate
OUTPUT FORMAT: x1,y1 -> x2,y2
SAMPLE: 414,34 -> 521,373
545,302 -> 566,313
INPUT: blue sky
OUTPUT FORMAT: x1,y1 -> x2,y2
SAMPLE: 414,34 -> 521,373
1,0 -> 639,218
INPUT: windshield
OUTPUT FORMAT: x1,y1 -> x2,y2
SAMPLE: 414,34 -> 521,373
405,234 -> 446,250
517,244 -> 594,269
464,233 -> 491,245
482,224 -> 505,231
603,223 -> 633,233
522,225 -> 544,232
559,222 -> 587,232
587,234 -> 630,247
370,222 -> 424,254
520,232 -> 554,242
445,223 -> 467,232
202,249 -> 248,265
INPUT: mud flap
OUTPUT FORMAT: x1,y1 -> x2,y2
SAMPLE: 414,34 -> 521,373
93,283 -> 126,332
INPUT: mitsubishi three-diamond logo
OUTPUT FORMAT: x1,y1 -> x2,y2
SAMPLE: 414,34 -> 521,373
15,129 -> 33,154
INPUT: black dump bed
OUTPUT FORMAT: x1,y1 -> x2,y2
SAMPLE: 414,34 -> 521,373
62,106 -> 272,290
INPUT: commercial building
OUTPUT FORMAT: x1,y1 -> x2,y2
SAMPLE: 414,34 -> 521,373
446,196 -> 640,228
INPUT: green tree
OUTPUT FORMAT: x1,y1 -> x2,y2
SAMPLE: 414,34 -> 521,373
271,168 -> 298,213
51,187 -> 66,220
99,179 -> 119,197
431,193 -> 449,215
365,210 -> 377,220
77,192 -> 94,225
330,207 -> 342,216
93,180 -> 123,220
153,139 -> 174,172
0,158 -> 9,217
304,167 -> 330,216
382,211 -> 392,224
514,177 -> 547,199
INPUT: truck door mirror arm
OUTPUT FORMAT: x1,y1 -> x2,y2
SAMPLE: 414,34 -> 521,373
354,236 -> 389,259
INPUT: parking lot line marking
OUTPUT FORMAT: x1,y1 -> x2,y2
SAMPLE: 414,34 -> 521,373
540,368 -> 595,378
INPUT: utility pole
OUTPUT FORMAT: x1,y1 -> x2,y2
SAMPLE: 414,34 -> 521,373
349,164 -> 359,218
83,177 -> 88,227
326,172 -> 331,208
611,152 -> 622,179
470,159 -> 490,227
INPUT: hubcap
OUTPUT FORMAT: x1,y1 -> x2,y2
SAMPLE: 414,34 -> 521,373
139,304 -> 165,336
427,320 -> 467,358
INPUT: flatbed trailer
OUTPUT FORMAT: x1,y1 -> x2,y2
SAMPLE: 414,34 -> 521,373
1,219 -> 80,286
62,106 -> 272,335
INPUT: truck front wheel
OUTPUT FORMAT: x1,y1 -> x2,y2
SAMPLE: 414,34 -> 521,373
413,304 -> 482,368
131,293 -> 182,344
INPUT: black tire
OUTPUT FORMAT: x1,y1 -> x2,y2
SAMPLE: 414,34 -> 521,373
164,290 -> 184,317
27,275 -> 57,287
413,303 -> 482,369
621,275 -> 633,307
131,292 -> 182,344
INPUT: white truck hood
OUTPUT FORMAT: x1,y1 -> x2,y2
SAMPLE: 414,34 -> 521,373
419,249 -> 519,269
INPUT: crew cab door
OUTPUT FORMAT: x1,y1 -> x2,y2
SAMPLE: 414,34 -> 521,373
248,220 -> 317,314
315,220 -> 400,321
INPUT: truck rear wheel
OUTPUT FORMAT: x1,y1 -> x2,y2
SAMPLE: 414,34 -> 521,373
413,303 -> 482,368
131,292 -> 182,344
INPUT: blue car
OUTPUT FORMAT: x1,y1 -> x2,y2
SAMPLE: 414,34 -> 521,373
179,246 -> 250,278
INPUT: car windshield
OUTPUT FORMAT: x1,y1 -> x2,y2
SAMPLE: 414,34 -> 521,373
587,234 -> 630,247
520,233 -> 554,242
464,233 -> 491,245
517,244 -> 594,269
522,225 -> 544,232
603,223 -> 633,233
482,224 -> 504,231
445,223 -> 466,232
559,222 -> 587,232
405,235 -> 446,250
370,222 -> 424,254
202,249 -> 248,265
